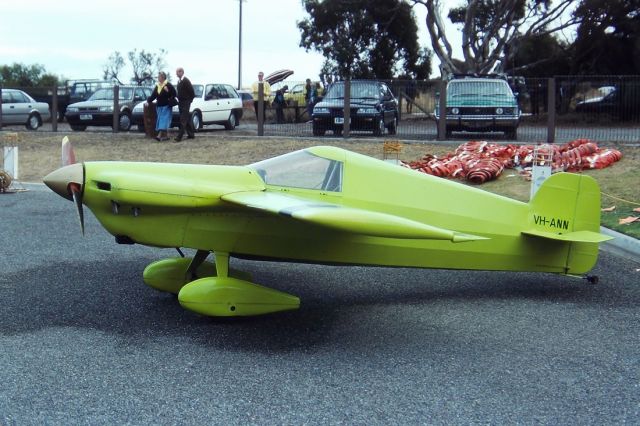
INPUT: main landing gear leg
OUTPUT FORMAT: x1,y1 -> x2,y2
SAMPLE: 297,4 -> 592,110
178,251 -> 300,317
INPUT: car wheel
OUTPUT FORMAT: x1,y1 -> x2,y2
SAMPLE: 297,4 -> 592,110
312,122 -> 326,136
191,111 -> 202,131
224,112 -> 237,130
387,115 -> 398,135
445,128 -> 452,138
117,112 -> 132,131
69,124 -> 87,131
505,127 -> 518,140
373,116 -> 384,136
25,113 -> 41,130
334,128 -> 343,136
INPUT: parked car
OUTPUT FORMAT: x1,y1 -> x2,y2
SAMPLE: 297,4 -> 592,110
311,80 -> 398,136
132,83 -> 244,131
284,82 -> 324,106
575,88 -> 618,114
238,90 -> 254,110
435,75 -> 521,139
1,89 -> 51,130
65,86 -> 152,131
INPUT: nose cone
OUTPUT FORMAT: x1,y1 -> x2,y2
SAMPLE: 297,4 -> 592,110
43,163 -> 84,200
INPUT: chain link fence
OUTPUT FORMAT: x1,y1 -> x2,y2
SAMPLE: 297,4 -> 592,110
2,76 -> 639,143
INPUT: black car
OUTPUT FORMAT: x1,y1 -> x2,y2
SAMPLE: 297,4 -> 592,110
65,86 -> 152,131
311,80 -> 398,136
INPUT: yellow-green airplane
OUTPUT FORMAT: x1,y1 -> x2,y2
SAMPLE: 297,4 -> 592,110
44,139 -> 612,317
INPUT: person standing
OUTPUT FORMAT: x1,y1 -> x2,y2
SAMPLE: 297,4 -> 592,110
272,85 -> 288,124
146,71 -> 176,141
174,67 -> 195,142
251,71 -> 271,122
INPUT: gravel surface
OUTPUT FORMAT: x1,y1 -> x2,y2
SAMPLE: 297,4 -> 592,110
1,187 -> 639,424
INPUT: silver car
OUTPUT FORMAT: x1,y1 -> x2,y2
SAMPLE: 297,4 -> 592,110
1,89 -> 51,130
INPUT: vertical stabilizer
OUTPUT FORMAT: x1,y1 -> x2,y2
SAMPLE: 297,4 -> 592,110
525,172 -> 608,274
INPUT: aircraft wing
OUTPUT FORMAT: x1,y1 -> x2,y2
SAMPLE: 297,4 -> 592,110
222,191 -> 486,242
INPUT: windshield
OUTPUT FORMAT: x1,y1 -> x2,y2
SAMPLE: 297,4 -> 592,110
89,87 -> 132,101
325,82 -> 380,100
448,81 -> 513,97
249,150 -> 343,192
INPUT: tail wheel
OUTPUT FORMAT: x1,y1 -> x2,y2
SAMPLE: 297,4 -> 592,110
26,113 -> 41,130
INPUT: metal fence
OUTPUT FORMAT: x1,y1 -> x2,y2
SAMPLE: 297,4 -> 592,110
2,76 -> 639,143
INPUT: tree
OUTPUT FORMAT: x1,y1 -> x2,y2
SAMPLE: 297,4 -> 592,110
298,0 -> 431,79
504,33 -> 572,77
102,49 -> 168,85
0,63 -> 61,87
410,0 -> 580,76
571,0 -> 640,75
102,51 -> 125,84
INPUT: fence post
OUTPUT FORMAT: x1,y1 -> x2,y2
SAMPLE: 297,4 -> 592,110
52,83 -> 58,132
258,82 -> 264,136
112,85 -> 120,133
546,78 -> 555,144
437,79 -> 447,140
0,86 -> 3,128
343,78 -> 351,138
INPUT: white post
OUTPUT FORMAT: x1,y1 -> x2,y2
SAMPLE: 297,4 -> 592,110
530,144 -> 553,199
3,146 -> 19,180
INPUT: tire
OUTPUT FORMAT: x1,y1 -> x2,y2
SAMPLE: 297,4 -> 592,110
224,112 -> 237,130
117,112 -> 131,131
372,116 -> 385,136
25,113 -> 41,130
445,128 -> 452,138
333,128 -> 343,136
69,124 -> 87,131
505,127 -> 518,140
387,115 -> 398,135
191,111 -> 202,131
312,122 -> 326,136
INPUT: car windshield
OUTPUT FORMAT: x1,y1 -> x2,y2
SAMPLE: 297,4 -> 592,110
89,87 -> 132,101
248,150 -> 343,192
449,81 -> 512,97
325,82 -> 379,100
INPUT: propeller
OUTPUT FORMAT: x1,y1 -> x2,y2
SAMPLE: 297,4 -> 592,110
43,138 -> 85,234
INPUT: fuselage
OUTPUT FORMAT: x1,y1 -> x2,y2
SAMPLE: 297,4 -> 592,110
78,146 -> 586,275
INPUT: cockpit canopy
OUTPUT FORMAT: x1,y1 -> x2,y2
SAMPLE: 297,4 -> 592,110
248,150 -> 343,192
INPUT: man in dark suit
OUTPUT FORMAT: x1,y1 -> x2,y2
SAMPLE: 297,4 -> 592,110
175,67 -> 196,142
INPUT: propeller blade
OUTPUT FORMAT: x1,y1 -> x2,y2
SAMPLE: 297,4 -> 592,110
69,182 -> 85,235
61,136 -> 76,166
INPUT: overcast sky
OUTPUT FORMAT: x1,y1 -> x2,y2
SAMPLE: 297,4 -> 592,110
1,0 -> 439,87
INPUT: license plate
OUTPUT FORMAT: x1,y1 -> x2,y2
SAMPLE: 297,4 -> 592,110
334,117 -> 344,124
80,114 -> 93,120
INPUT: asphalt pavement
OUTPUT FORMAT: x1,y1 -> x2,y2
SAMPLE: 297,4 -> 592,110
1,187 -> 639,424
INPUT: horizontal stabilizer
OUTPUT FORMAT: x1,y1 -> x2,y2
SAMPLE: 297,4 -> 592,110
522,229 -> 613,243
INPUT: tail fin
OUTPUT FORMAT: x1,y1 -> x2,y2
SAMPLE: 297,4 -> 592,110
523,172 -> 612,274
